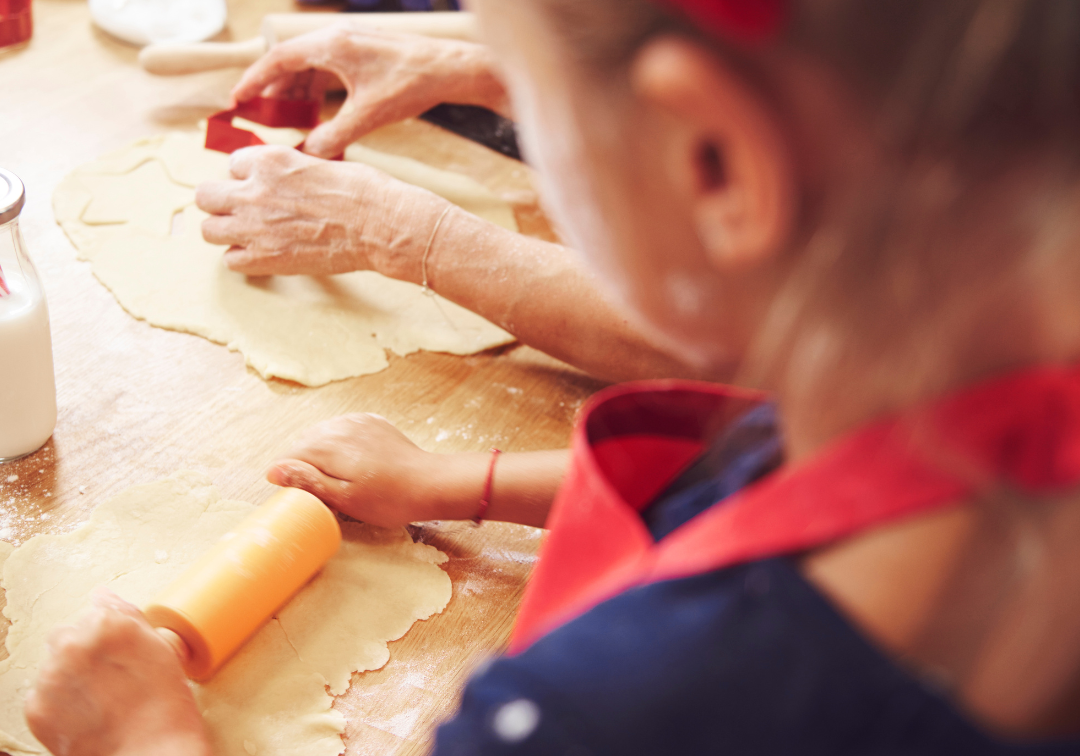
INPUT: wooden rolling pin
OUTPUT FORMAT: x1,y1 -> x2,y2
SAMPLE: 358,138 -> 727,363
144,487 -> 341,681
139,11 -> 479,76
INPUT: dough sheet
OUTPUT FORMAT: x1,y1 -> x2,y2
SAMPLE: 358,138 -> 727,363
0,472 -> 452,756
52,127 -> 516,386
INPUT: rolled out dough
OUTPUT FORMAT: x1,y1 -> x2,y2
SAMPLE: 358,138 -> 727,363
52,127 -> 517,386
0,472 -> 452,756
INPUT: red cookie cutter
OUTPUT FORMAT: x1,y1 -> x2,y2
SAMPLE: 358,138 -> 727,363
205,97 -> 342,159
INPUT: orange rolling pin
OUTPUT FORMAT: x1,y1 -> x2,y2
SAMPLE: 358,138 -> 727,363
144,487 -> 341,681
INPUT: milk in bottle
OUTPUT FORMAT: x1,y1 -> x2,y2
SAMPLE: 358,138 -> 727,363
0,169 -> 56,461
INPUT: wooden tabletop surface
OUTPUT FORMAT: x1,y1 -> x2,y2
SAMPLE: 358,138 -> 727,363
0,2 -> 605,754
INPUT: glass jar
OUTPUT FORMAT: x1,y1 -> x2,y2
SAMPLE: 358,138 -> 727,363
0,0 -> 32,49
0,168 -> 56,462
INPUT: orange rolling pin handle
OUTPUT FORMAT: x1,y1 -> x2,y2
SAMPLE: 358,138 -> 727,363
144,488 -> 341,681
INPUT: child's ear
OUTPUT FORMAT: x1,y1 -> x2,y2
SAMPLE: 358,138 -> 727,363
630,36 -> 796,270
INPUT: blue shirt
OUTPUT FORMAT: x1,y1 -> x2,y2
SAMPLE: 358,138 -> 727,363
433,405 -> 1080,755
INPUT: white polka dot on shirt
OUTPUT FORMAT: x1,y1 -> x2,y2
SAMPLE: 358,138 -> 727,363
492,698 -> 541,743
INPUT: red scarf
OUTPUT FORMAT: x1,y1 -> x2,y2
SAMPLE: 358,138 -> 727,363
511,364 -> 1080,652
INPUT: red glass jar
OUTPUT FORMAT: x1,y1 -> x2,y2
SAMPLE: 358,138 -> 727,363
0,0 -> 31,49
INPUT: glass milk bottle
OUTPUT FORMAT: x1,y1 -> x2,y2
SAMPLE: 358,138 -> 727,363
0,169 -> 57,461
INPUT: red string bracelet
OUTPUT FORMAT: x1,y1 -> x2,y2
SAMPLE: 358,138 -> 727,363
473,448 -> 502,525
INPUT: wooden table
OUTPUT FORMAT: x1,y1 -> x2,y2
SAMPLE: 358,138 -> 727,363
0,3 -> 605,754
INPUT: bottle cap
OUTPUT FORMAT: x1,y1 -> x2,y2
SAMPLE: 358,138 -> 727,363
0,169 -> 25,226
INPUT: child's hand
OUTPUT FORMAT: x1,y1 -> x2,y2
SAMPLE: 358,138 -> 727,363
26,588 -> 211,756
267,413 -> 457,528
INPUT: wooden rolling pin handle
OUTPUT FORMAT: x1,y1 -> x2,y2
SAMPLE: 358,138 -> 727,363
260,11 -> 479,45
139,37 -> 268,76
140,12 -> 479,76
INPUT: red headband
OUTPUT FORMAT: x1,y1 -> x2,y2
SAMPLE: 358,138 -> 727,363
654,0 -> 786,45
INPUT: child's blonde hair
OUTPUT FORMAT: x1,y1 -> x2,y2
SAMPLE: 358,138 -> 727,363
541,0 -> 1080,438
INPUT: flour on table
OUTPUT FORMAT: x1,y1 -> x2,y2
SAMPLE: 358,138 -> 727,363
52,127 -> 516,386
0,472 -> 452,756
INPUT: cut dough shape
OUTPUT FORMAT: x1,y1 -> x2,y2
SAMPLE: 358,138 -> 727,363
79,160 -> 196,236
0,472 -> 452,756
53,128 -> 516,386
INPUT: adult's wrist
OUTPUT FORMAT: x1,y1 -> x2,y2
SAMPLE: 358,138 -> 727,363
384,198 -> 461,289
354,172 -> 450,284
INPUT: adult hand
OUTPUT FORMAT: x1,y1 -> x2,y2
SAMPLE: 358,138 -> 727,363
195,145 -> 448,279
267,413 -> 463,528
26,588 -> 211,756
231,26 -> 509,159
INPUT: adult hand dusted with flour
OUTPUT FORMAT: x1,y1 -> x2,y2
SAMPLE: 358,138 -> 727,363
231,26 -> 510,160
26,588 -> 211,756
195,144 -> 450,278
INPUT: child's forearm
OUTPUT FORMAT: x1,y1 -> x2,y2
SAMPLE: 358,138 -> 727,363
428,449 -> 568,528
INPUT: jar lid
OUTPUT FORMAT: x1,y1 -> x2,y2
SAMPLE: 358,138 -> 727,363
0,168 -> 26,225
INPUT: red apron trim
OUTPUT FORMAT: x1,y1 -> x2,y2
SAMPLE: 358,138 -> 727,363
205,97 -> 343,160
591,436 -> 703,511
584,384 -> 762,444
513,380 -> 765,650
511,364 -> 1080,653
